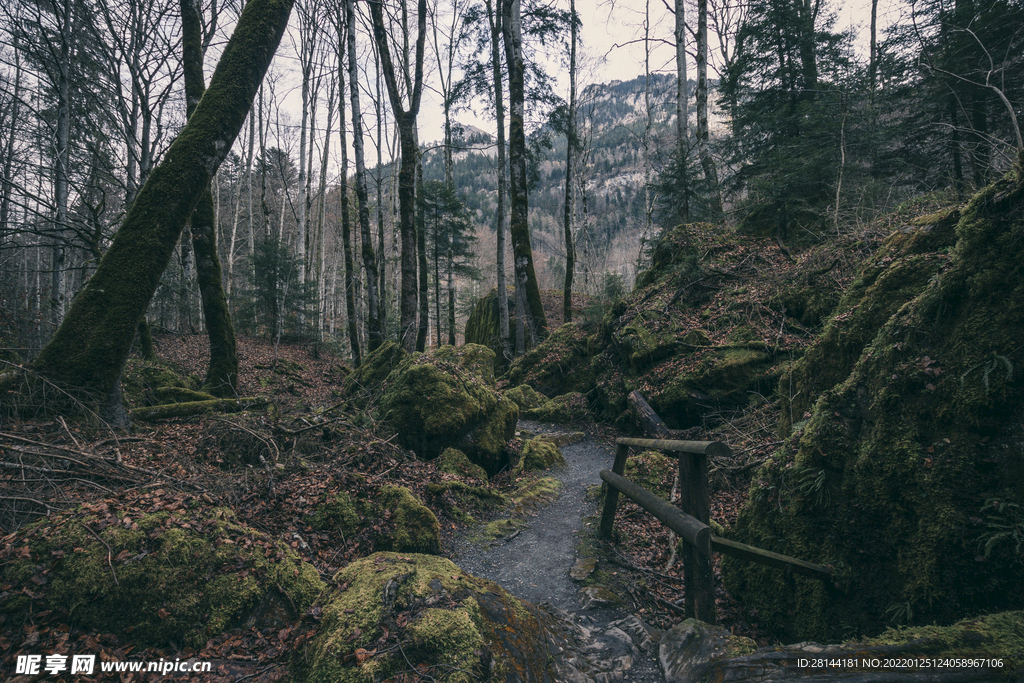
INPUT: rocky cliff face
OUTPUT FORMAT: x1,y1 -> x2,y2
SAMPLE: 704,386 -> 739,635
725,173 -> 1024,640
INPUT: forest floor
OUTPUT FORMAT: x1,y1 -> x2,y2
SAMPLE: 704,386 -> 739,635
1,333 -> 778,681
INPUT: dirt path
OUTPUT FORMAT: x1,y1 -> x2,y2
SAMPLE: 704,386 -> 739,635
445,421 -> 664,682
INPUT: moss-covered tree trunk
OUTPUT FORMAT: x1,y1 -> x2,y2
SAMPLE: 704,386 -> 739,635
335,6 -> 361,367
416,158 -> 429,352
17,0 -> 293,413
182,0 -> 239,398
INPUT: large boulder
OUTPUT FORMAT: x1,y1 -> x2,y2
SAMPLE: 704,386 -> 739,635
380,344 -> 518,474
0,498 -> 324,648
299,552 -> 649,683
724,175 -> 1024,641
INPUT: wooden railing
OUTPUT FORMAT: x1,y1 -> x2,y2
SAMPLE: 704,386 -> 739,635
599,392 -> 832,624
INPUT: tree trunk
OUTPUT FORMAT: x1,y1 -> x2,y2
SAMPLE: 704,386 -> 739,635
696,0 -> 722,216
335,8 -> 361,367
416,157 -> 429,351
674,0 -> 689,176
181,0 -> 239,398
501,0 -> 546,352
369,0 -> 427,353
19,0 -> 294,415
347,0 -> 382,352
562,0 -> 576,324
486,0 -> 511,359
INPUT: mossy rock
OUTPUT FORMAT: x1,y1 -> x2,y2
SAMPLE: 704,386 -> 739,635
0,504 -> 324,648
515,438 -> 565,473
778,207 -> 960,435
308,492 -> 367,536
298,552 -> 564,683
506,323 -> 598,398
431,343 -> 497,386
380,348 -> 517,473
611,309 -> 679,372
436,447 -> 488,481
504,384 -> 546,410
464,287 -> 514,374
426,482 -> 507,524
341,340 -> 407,407
623,450 -> 675,500
647,345 -> 777,429
379,486 -> 441,555
725,175 -> 1024,642
525,391 -> 591,424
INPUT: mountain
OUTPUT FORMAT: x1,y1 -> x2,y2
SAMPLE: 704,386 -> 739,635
414,73 -> 684,299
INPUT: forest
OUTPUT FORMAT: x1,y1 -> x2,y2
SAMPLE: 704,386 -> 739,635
1,0 -> 1023,679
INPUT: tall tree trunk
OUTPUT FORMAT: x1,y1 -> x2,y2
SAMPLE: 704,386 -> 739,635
562,0 -> 576,324
696,0 -> 722,215
51,0 -> 74,328
181,0 -> 239,397
416,156 -> 429,351
486,0 -> 510,358
347,0 -> 382,352
369,0 -> 427,353
501,0 -> 546,353
674,0 -> 689,220
17,0 -> 294,417
335,15 -> 361,367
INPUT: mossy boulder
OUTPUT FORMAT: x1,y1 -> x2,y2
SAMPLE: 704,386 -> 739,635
515,438 -> 566,473
431,344 -> 497,385
624,450 -> 676,499
647,344 -> 777,428
612,309 -> 680,372
0,503 -> 324,648
525,391 -> 591,424
724,175 -> 1024,641
504,383 -> 546,410
342,340 -> 407,407
464,287 -> 514,374
778,206 -> 960,435
506,323 -> 598,398
436,447 -> 488,481
379,486 -> 441,555
380,346 -> 518,473
298,552 -> 567,683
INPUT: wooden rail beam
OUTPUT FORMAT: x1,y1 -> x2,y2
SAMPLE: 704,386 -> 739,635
711,535 -> 833,580
614,437 -> 731,458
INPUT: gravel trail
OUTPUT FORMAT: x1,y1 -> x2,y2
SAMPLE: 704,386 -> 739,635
444,421 -> 664,682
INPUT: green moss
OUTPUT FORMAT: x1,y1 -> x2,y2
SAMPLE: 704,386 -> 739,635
464,287 -> 513,374
515,438 -> 565,473
380,348 -> 516,471
504,384 -> 546,410
623,450 -> 675,499
300,552 -> 557,683
309,492 -> 362,536
725,174 -> 1024,641
431,344 -> 497,385
379,486 -> 441,555
506,323 -> 597,397
778,207 -> 959,435
510,476 -> 561,513
153,386 -> 218,404
342,340 -> 406,406
436,448 -> 489,481
525,391 -> 591,424
864,611 -> 1024,668
612,309 -> 679,372
1,506 -> 324,648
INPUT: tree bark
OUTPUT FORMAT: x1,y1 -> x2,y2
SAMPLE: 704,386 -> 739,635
562,0 -> 576,324
416,157 -> 429,351
347,0 -> 383,352
696,0 -> 723,216
486,0 -> 511,359
369,0 -> 427,353
335,7 -> 361,368
19,0 -> 294,412
501,0 -> 546,352
181,0 -> 239,398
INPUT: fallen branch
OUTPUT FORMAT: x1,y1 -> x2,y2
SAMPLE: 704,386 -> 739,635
133,397 -> 268,421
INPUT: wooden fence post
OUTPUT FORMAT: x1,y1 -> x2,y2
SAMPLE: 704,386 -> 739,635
680,449 -> 715,623
599,443 -> 630,539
